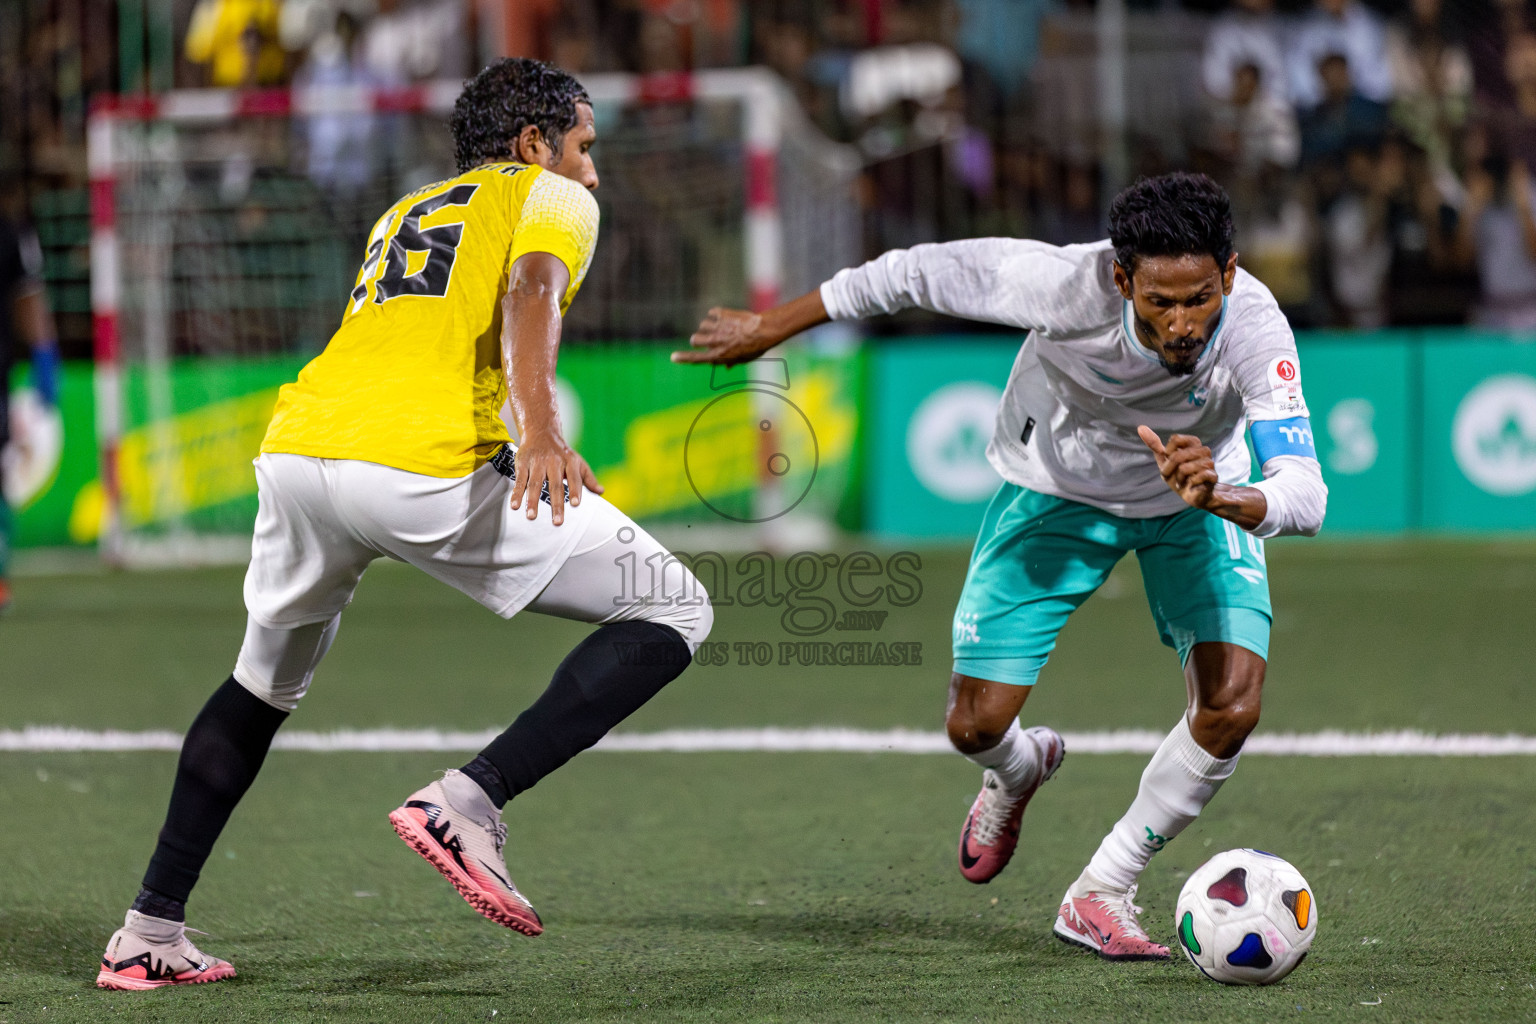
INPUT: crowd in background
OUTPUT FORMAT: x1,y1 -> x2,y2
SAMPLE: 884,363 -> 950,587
7,0 -> 1536,349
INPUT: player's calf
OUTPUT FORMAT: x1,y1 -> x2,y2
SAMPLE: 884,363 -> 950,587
1186,641 -> 1265,759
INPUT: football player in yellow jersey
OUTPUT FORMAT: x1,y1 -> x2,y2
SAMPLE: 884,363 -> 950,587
97,59 -> 714,990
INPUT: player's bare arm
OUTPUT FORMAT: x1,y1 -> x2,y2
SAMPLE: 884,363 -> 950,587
504,250 -> 601,526
672,287 -> 830,366
1138,425 -> 1267,530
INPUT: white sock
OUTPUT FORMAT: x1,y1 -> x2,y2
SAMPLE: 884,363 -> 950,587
1079,714 -> 1239,892
124,910 -> 183,941
963,720 -> 1041,796
441,769 -> 500,821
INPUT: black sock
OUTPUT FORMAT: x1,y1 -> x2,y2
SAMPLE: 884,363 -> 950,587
141,676 -> 289,902
459,754 -> 510,807
130,885 -> 186,923
466,621 -> 692,807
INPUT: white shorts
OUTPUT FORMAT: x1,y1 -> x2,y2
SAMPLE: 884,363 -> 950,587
235,453 -> 711,710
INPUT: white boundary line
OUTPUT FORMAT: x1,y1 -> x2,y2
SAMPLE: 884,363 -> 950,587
2,727 -> 1535,756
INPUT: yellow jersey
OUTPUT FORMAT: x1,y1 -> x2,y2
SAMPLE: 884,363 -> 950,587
184,0 -> 285,87
261,163 -> 599,477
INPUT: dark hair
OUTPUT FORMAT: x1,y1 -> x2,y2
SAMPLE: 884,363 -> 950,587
1107,172 -> 1235,278
450,58 -> 591,173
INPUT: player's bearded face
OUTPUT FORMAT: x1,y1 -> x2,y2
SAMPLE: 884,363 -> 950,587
1115,253 -> 1236,377
548,103 -> 600,191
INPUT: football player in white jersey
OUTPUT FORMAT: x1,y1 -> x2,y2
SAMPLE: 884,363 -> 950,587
677,172 -> 1326,960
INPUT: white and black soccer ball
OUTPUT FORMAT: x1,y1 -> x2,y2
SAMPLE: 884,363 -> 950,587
1175,848 -> 1317,985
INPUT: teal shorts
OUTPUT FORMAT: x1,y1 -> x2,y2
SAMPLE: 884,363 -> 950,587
951,483 -> 1271,687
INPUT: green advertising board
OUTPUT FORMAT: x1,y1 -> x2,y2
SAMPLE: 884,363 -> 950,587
1293,336 -> 1415,533
867,338 -> 1020,540
1420,339 -> 1536,531
12,357 -> 306,548
10,344 -> 867,549
555,342 -> 865,528
11,331 -> 1536,550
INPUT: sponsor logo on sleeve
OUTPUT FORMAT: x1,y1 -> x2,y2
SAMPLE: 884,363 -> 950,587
1267,357 -> 1304,415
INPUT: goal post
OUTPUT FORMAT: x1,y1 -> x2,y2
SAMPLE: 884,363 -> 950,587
87,70 -> 862,566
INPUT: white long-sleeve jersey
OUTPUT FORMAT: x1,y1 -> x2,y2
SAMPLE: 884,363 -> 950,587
819,238 -> 1327,538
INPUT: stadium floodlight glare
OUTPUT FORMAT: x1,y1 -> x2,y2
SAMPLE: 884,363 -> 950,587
86,71 -> 860,567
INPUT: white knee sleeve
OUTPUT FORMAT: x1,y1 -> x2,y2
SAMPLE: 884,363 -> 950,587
527,518 -> 714,653
621,548 -> 713,652
232,614 -> 341,712
644,576 -> 714,653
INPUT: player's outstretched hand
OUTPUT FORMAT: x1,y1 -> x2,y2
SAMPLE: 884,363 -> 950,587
673,307 -> 773,367
510,436 -> 603,527
1138,426 -> 1218,510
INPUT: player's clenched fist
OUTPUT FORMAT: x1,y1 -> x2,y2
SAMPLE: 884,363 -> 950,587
1138,426 -> 1219,510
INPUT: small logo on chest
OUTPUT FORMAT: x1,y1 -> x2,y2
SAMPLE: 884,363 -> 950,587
1186,387 -> 1209,407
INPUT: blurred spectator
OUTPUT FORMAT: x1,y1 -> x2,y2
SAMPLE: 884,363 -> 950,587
1462,154 -> 1536,330
1385,0 -> 1472,181
632,0 -> 743,71
1468,0 -> 1530,110
549,1 -> 608,73
1483,28 -> 1536,170
754,4 -> 840,132
952,0 -> 1060,98
1287,0 -> 1393,110
841,43 -> 963,127
184,0 -> 287,88
363,0 -> 468,85
1202,0 -> 1288,105
1238,166 -> 1313,309
1205,62 -> 1300,175
1322,142 -> 1395,327
1382,136 -> 1473,324
295,10 -> 381,198
1299,53 -> 1390,169
1201,57 -> 1302,305
279,0 -> 373,57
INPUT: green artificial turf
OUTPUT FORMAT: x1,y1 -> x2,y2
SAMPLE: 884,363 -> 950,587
2,753 -> 1533,1022
6,539 -> 1536,735
2,539 -> 1534,1021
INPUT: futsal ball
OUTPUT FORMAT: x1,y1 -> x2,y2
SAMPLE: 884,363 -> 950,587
1175,848 -> 1317,985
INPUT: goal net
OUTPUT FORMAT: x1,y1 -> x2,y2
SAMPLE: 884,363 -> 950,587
88,70 -> 862,565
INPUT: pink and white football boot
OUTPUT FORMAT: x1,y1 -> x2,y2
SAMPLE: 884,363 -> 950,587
96,911 -> 236,990
957,726 -> 1065,883
389,769 -> 543,935
1053,876 -> 1171,961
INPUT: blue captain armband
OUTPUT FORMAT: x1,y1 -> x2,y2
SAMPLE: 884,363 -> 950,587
1249,416 -> 1317,463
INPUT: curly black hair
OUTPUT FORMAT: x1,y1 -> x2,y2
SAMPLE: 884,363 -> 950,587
1107,172 -> 1234,279
450,58 -> 591,174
